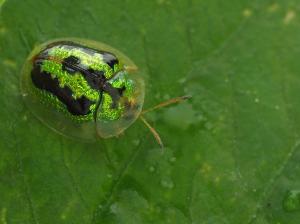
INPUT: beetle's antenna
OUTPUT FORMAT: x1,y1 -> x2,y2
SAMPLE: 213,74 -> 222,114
140,115 -> 164,150
141,95 -> 192,115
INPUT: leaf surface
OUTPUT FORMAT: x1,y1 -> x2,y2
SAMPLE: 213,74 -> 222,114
0,0 -> 299,223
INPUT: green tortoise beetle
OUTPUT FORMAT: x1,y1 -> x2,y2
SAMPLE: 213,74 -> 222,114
21,38 -> 190,147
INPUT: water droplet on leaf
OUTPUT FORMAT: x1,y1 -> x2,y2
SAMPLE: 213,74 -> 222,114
149,166 -> 155,172
162,103 -> 197,130
169,157 -> 176,163
132,139 -> 140,146
282,190 -> 300,212
161,178 -> 174,189
204,121 -> 214,130
110,203 -> 118,214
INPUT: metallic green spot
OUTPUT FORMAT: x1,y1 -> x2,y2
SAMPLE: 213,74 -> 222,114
41,60 -> 99,101
48,46 -> 119,79
99,93 -> 124,120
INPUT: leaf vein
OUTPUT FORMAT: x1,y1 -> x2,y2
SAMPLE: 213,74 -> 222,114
60,144 -> 90,212
13,131 -> 39,224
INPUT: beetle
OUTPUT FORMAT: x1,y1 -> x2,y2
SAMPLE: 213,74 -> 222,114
21,38 -> 190,147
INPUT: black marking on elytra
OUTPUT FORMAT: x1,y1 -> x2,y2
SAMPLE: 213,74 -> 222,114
84,68 -> 106,90
102,83 -> 126,108
102,52 -> 119,69
31,63 -> 94,116
37,41 -> 127,111
62,55 -> 81,74
46,41 -> 119,70
117,86 -> 126,96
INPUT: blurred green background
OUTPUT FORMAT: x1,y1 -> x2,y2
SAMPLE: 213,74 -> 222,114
1,0 -> 300,223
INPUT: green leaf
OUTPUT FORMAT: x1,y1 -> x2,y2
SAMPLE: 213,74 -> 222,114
0,0 -> 300,223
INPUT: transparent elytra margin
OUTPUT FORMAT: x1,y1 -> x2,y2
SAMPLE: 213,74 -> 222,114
20,38 -> 145,141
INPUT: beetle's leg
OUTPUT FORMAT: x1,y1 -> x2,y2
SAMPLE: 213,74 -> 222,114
140,95 -> 191,149
141,95 -> 191,115
140,115 -> 164,150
